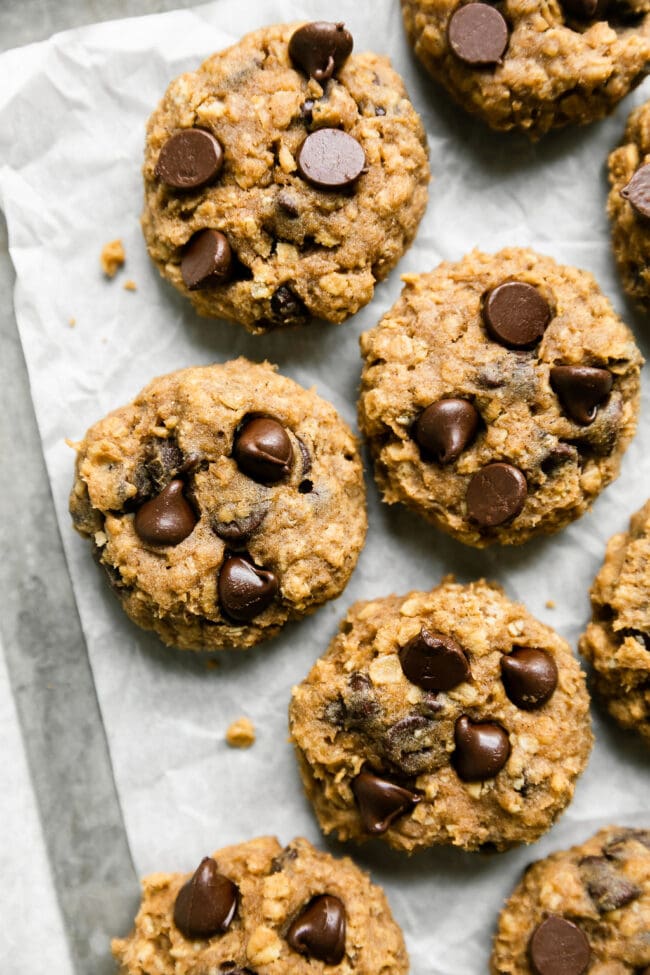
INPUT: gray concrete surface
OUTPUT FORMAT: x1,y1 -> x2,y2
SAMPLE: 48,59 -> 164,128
0,3 -> 204,971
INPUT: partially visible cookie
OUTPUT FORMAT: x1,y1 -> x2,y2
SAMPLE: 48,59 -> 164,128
289,578 -> 593,854
609,99 -> 650,310
69,358 -> 366,650
142,21 -> 429,333
401,0 -> 650,138
580,499 -> 650,743
112,836 -> 409,975
359,247 -> 642,547
491,825 -> 650,974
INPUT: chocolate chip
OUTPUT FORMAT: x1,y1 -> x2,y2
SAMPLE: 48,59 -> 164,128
234,417 -> 293,483
621,163 -> 650,220
448,3 -> 509,66
270,845 -> 298,874
181,229 -> 233,290
145,438 -> 184,492
289,21 -> 353,81
483,281 -> 551,349
528,915 -> 591,975
296,436 -> 312,476
579,855 -> 641,913
286,894 -> 346,965
218,555 -> 279,622
300,99 -> 315,124
466,462 -> 527,527
270,285 -> 309,326
155,129 -> 224,190
501,648 -> 558,710
452,716 -> 510,781
297,129 -> 366,190
561,0 -> 609,20
413,399 -> 480,464
399,628 -> 471,691
211,508 -> 268,547
351,769 -> 420,834
342,672 -> 381,728
134,480 -> 196,546
173,857 -> 239,939
550,365 -> 613,425
278,190 -> 301,217
383,714 -> 439,775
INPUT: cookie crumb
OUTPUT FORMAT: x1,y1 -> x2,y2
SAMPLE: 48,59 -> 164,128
100,239 -> 125,278
545,599 -> 556,609
123,279 -> 137,292
226,717 -> 256,749
68,317 -> 76,327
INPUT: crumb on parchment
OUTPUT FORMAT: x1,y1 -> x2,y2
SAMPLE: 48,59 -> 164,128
546,599 -> 556,609
101,239 -> 125,278
123,279 -> 137,291
226,717 -> 256,749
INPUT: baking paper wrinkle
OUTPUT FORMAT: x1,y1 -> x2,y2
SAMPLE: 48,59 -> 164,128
0,1 -> 649,972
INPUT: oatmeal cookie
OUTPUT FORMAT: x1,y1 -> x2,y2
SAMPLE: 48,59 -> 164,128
69,358 -> 366,651
289,578 -> 593,854
142,21 -> 429,333
358,248 -> 642,547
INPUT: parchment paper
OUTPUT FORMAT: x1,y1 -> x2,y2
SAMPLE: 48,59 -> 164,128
0,1 -> 649,971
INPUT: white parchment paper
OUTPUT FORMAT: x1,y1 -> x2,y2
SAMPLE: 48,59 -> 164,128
1,1 -> 649,970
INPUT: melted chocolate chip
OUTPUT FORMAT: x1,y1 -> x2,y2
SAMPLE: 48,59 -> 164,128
501,648 -> 558,710
344,672 -> 381,726
211,508 -> 268,547
351,769 -> 420,834
277,190 -> 301,217
234,417 -> 293,483
270,285 -> 309,325
466,462 -> 527,527
296,436 -> 312,477
483,281 -> 551,349
173,857 -> 239,939
289,21 -> 353,81
155,129 -> 224,190
579,855 -> 642,913
181,229 -> 233,290
413,399 -> 480,464
218,555 -> 279,622
452,716 -> 510,781
297,129 -> 366,190
383,714 -> 439,775
621,163 -> 650,220
286,894 -> 346,965
550,365 -> 613,425
528,915 -> 591,975
270,845 -> 298,874
448,3 -> 509,66
134,480 -> 196,546
145,438 -> 184,492
399,628 -> 471,691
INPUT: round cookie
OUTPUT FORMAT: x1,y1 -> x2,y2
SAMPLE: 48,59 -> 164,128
491,825 -> 650,974
142,21 -> 430,333
358,248 -> 642,548
579,499 -> 650,743
289,578 -> 593,854
112,835 -> 409,974
608,98 -> 650,310
401,0 -> 650,138
69,358 -> 366,651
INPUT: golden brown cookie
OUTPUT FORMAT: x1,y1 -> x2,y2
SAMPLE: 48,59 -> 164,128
69,359 -> 366,650
142,21 -> 429,333
358,248 -> 642,548
289,578 -> 593,854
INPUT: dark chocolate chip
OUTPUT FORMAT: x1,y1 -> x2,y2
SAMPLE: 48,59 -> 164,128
399,627 -> 471,691
296,436 -> 312,476
413,399 -> 480,464
211,508 -> 268,547
300,99 -> 315,124
344,672 -> 381,726
528,915 -> 591,975
550,366 -> 613,425
351,770 -> 420,834
289,21 -> 353,81
483,281 -> 551,349
134,480 -> 196,546
383,714 -> 439,775
218,555 -> 279,622
579,855 -> 642,913
181,229 -> 233,290
448,3 -> 509,66
277,190 -> 301,217
234,417 -> 293,483
621,163 -> 650,220
270,845 -> 298,874
286,894 -> 346,965
452,716 -> 510,781
173,857 -> 239,940
155,129 -> 224,190
466,462 -> 527,527
270,285 -> 309,325
561,0 -> 608,17
297,128 -> 366,190
501,648 -> 558,710
145,438 -> 184,491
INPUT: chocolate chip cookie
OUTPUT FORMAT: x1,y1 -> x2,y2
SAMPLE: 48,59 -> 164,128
401,0 -> 650,138
491,826 -> 650,974
112,835 -> 409,975
289,578 -> 593,854
69,358 -> 366,650
358,248 -> 642,548
579,499 -> 650,743
142,21 -> 429,333
608,98 -> 650,310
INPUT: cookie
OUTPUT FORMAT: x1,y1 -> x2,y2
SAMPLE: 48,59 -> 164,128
579,499 -> 650,743
491,825 -> 650,974
289,578 -> 593,854
401,0 -> 650,138
358,247 -> 642,548
608,98 -> 650,310
69,358 -> 366,650
142,22 -> 429,333
112,835 -> 409,975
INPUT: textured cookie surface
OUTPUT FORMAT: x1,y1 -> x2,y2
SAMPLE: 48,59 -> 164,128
112,835 -> 409,974
580,499 -> 650,743
142,21 -> 429,332
401,0 -> 650,138
289,578 -> 593,853
491,825 -> 650,974
359,248 -> 642,548
69,359 -> 366,650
